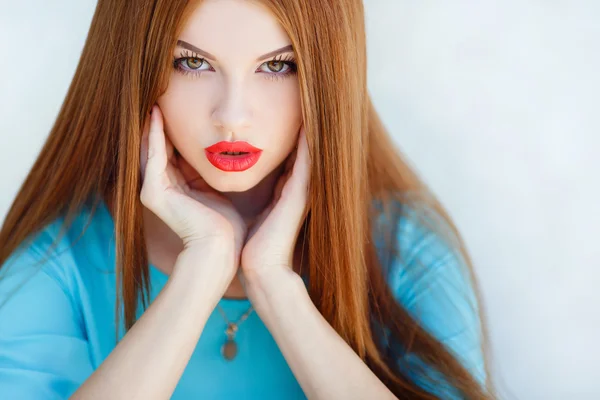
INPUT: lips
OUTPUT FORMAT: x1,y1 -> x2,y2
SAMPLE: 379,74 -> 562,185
204,141 -> 263,172
205,141 -> 262,154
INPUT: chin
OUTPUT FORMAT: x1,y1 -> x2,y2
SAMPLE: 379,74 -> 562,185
204,172 -> 262,193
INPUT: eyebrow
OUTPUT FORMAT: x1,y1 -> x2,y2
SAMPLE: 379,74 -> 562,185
176,40 -> 294,62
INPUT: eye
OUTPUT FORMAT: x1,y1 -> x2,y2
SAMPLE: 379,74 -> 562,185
261,60 -> 291,73
172,50 -> 298,81
183,57 -> 207,70
259,54 -> 298,82
172,49 -> 212,78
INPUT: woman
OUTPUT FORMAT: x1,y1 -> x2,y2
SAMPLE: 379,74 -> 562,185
0,0 -> 496,398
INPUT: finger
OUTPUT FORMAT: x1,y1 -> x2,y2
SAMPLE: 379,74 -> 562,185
293,126 -> 310,181
144,105 -> 168,179
165,129 -> 176,165
283,125 -> 310,201
165,161 -> 189,192
274,169 -> 291,203
261,126 -> 310,245
140,113 -> 151,179
285,147 -> 297,171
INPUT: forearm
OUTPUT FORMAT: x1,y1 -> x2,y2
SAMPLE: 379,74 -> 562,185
247,270 -> 397,400
72,249 -> 221,400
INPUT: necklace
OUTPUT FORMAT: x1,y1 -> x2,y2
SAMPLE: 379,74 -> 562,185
216,302 -> 254,361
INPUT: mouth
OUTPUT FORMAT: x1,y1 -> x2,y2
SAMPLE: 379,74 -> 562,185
204,141 -> 262,172
217,151 -> 251,157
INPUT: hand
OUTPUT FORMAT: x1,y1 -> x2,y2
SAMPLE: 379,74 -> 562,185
140,104 -> 247,288
240,125 -> 311,285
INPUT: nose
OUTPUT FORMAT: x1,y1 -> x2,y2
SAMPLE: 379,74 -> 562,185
211,80 -> 252,136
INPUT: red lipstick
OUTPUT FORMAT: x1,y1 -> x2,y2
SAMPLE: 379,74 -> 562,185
204,141 -> 263,172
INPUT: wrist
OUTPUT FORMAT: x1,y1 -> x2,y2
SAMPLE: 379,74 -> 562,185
243,267 -> 309,321
160,271 -> 219,325
171,248 -> 234,305
244,265 -> 304,294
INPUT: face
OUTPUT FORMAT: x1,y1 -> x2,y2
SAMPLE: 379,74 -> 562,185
157,0 -> 302,192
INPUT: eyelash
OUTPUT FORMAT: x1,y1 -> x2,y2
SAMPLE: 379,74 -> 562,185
172,49 -> 298,82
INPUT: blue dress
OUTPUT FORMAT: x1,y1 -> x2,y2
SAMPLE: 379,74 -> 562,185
0,200 -> 486,399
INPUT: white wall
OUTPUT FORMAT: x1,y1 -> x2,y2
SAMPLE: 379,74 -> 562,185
365,1 -> 600,399
1,1 -> 598,399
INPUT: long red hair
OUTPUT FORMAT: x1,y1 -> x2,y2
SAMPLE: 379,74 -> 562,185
0,0 -> 496,398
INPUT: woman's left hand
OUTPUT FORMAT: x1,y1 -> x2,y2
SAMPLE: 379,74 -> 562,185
240,125 -> 311,289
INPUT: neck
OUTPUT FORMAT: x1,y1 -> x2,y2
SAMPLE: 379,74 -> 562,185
222,161 -> 284,223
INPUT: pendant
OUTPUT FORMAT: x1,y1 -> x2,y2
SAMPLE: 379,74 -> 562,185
222,338 -> 238,360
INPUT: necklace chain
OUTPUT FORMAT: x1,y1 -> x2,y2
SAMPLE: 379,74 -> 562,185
216,302 -> 253,361
216,303 -> 254,328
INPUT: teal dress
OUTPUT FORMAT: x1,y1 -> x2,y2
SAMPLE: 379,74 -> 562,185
0,200 -> 486,399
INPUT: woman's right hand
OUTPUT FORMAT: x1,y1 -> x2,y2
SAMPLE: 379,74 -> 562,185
139,104 -> 247,283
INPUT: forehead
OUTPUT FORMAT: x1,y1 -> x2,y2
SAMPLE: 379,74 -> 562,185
180,0 -> 291,59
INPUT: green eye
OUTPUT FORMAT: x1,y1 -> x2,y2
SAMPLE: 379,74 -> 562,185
266,60 -> 286,72
185,58 -> 204,69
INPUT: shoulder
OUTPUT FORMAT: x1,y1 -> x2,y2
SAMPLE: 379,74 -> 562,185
0,202 -> 114,329
0,204 -> 110,397
386,200 -> 477,311
373,195 -> 487,387
1,214 -> 79,306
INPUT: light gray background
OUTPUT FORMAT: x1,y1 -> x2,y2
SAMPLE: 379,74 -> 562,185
1,1 -> 598,399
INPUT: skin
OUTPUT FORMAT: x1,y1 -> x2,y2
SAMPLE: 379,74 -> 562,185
143,0 -> 303,298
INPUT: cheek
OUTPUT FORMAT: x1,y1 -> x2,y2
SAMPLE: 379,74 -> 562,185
158,77 -> 302,161
156,83 -> 210,148
261,79 -> 301,117
259,81 -> 302,143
